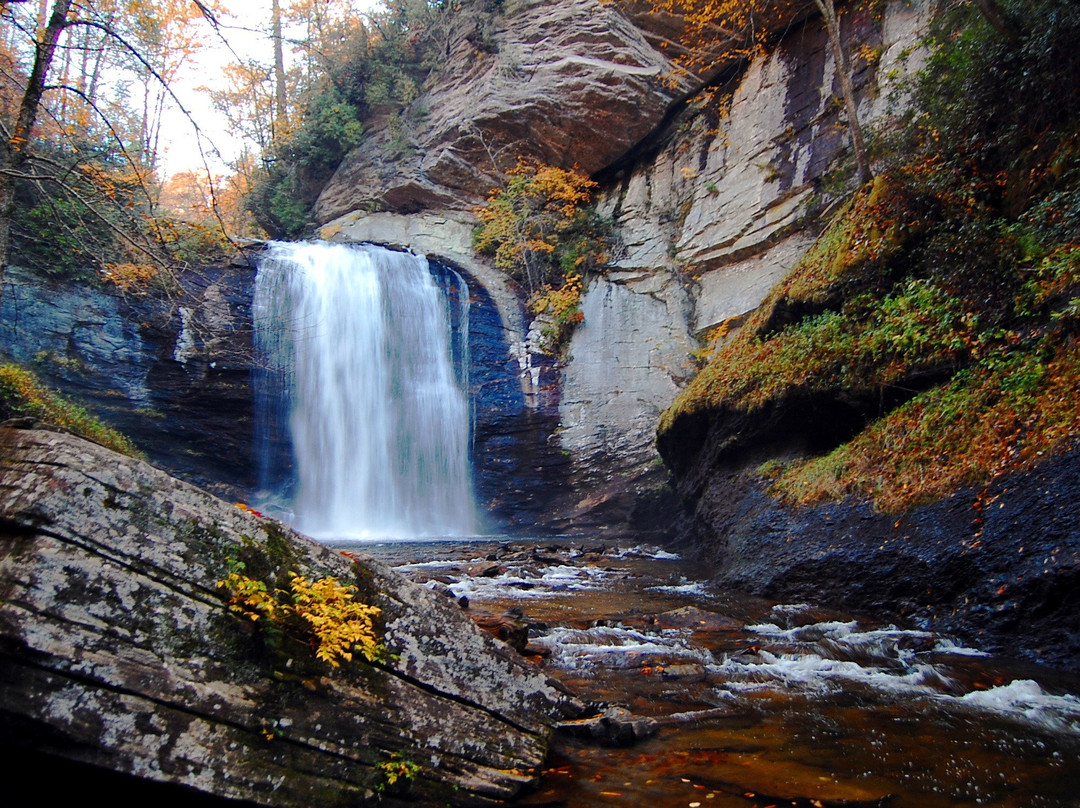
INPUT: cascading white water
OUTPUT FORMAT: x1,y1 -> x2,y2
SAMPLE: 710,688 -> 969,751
253,241 -> 476,540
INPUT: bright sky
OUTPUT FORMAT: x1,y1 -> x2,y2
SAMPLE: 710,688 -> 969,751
158,0 -> 380,179
157,5 -> 269,178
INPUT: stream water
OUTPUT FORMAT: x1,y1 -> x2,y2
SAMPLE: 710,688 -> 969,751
363,539 -> 1080,808
255,241 -> 1079,804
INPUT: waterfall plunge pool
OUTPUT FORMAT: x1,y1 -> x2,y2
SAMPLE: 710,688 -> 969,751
251,241 -> 1079,805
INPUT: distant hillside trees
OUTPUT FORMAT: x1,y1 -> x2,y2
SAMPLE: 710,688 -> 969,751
0,0 -> 233,286
235,0 -> 451,238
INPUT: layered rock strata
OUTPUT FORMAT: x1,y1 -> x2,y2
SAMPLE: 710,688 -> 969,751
0,260 -> 258,498
314,0 -> 692,221
667,441 -> 1080,667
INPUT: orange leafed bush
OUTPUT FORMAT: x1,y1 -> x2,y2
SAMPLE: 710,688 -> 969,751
99,262 -> 160,291
218,563 -> 383,668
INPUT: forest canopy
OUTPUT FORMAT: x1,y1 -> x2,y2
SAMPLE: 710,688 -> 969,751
0,0 -> 239,279
0,0 -> 451,277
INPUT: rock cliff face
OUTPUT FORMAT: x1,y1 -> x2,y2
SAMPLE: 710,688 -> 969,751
314,0 -> 692,221
0,426 -> 581,805
562,0 -> 928,529
669,441 -> 1080,667
0,0 -> 932,535
0,261 -> 258,498
314,0 -> 931,530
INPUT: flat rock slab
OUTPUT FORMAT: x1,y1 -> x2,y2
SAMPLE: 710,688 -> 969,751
0,426 -> 583,806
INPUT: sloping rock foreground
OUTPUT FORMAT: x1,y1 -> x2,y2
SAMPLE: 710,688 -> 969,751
0,425 -> 583,806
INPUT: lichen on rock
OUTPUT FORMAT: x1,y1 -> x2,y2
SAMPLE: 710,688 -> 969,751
0,425 -> 583,806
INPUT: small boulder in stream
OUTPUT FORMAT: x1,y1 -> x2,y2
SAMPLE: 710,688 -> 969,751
0,425 -> 584,806
557,705 -> 659,747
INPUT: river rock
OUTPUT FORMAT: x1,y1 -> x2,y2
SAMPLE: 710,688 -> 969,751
655,606 -> 742,631
557,705 -> 659,747
471,607 -> 531,652
0,426 -> 584,806
658,663 -> 708,682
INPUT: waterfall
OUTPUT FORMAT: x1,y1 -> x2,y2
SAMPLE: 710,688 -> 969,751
253,241 -> 476,540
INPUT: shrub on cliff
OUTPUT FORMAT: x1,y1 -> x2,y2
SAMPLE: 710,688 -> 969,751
0,364 -> 142,458
248,89 -> 367,240
474,162 -> 609,288
474,161 -> 612,353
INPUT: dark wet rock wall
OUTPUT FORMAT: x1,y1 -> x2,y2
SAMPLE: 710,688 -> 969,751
674,446 -> 1080,667
0,257 -> 565,534
432,257 -> 572,535
0,262 -> 257,499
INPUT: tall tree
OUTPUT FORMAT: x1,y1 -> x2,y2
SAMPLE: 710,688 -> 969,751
271,0 -> 288,144
0,0 -> 221,283
811,0 -> 871,184
0,0 -> 73,272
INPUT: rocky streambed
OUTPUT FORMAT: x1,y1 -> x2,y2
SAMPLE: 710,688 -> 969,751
3,425 -> 1078,807
370,540 -> 1080,808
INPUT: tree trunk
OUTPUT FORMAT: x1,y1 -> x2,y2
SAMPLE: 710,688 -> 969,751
0,0 -> 74,276
813,0 -> 873,185
88,28 -> 106,107
973,0 -> 1020,42
271,0 -> 289,146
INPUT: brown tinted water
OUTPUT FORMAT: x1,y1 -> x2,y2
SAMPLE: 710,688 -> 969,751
361,539 -> 1080,808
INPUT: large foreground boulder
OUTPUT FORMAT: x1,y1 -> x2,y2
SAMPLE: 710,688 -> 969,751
0,425 -> 582,806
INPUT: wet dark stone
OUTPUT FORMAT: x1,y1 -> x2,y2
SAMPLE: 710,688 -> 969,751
658,663 -> 707,682
671,445 -> 1080,667
431,257 -> 574,535
654,606 -> 743,632
1,254 -> 575,534
0,261 -> 258,499
467,561 -> 502,578
558,706 -> 660,747
471,607 -> 530,652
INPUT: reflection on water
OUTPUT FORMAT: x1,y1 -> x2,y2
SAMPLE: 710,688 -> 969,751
370,539 -> 1080,808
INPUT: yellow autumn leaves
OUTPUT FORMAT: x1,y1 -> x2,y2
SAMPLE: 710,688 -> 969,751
218,566 -> 382,668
